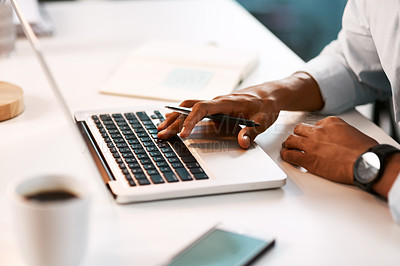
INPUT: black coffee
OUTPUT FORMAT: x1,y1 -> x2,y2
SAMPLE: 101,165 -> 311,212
24,190 -> 78,202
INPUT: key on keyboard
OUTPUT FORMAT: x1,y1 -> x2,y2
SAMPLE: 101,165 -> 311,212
92,110 -> 209,186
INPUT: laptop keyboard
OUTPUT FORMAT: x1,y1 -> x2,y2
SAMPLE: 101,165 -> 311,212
91,110 -> 209,186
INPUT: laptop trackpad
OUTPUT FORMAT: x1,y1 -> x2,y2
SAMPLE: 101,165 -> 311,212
184,121 -> 279,182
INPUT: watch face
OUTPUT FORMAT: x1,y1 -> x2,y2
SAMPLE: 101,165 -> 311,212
355,152 -> 381,184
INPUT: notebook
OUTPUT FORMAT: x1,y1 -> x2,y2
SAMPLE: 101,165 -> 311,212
14,0 -> 287,203
99,40 -> 259,101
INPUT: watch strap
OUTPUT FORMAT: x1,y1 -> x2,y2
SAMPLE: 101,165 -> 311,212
369,144 -> 400,161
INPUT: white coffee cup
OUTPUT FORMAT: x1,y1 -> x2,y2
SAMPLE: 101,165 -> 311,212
8,175 -> 90,266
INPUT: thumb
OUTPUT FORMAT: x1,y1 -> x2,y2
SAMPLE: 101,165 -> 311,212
238,127 -> 260,149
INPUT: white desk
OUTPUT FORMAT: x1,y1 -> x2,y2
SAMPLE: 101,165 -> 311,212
1,1 -> 399,265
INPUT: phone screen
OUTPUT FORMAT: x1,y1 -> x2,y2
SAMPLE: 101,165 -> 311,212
167,228 -> 275,266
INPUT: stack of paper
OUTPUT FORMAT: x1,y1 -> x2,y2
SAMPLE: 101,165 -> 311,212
100,41 -> 258,101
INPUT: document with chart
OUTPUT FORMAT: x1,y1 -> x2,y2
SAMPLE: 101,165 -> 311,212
99,40 -> 259,101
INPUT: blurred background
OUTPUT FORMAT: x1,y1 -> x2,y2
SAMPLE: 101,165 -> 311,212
39,0 -> 348,62
236,0 -> 347,61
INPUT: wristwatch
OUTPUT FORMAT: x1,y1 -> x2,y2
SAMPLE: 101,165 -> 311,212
353,144 -> 400,192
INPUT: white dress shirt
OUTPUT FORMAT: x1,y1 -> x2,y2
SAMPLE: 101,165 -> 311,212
301,0 -> 400,223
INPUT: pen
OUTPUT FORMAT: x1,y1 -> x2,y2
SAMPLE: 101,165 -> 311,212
165,106 -> 260,127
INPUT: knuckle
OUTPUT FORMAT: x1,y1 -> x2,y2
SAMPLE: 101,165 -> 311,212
294,123 -> 304,130
212,95 -> 227,101
192,102 -> 208,114
293,124 -> 300,132
280,148 -> 288,158
281,149 -> 293,162
180,99 -> 199,107
323,116 -> 342,124
216,97 -> 232,105
285,134 -> 295,144
306,126 -> 317,135
293,124 -> 304,134
180,100 -> 191,106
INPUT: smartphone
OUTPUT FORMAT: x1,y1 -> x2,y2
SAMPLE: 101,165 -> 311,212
165,225 -> 275,266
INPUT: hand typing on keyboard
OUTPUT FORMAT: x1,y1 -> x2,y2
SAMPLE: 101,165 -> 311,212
157,90 -> 279,149
92,111 -> 209,187
157,73 -> 323,149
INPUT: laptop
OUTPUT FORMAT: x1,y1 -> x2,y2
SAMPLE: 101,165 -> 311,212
13,0 -> 286,203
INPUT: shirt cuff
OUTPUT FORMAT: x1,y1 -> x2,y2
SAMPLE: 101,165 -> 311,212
389,174 -> 400,224
300,56 -> 358,114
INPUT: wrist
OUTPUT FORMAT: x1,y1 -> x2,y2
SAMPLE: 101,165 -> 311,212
372,153 -> 400,198
263,72 -> 324,112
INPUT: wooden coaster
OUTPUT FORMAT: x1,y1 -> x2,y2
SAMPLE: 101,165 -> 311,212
0,81 -> 24,121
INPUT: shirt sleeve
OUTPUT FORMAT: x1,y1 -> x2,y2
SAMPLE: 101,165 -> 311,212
300,0 -> 392,114
389,174 -> 400,224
